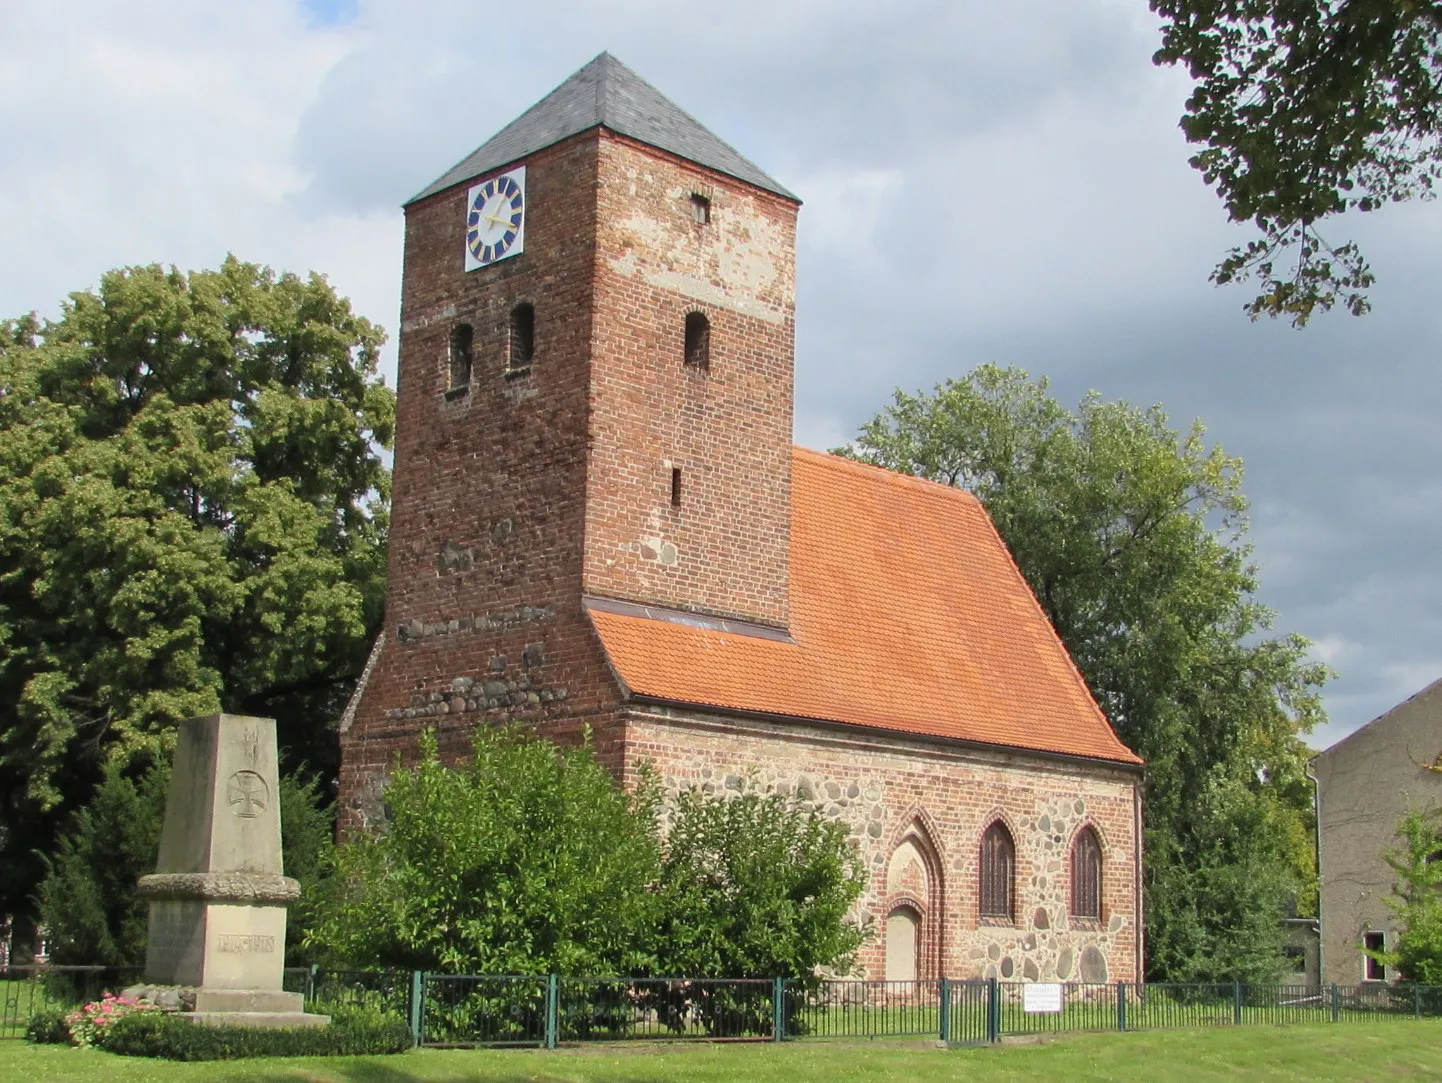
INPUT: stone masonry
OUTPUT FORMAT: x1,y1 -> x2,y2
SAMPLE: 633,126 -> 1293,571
622,708 -> 1141,983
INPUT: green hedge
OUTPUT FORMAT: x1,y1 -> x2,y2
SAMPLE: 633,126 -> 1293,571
24,1009 -> 71,1044
98,1011 -> 411,1060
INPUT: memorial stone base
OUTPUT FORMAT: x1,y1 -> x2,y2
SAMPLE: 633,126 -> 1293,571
137,893 -> 326,1028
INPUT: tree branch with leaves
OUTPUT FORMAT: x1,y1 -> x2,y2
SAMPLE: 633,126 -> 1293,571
1153,0 -> 1442,324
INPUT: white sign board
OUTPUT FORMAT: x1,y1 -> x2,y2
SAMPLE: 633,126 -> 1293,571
1023,983 -> 1064,1014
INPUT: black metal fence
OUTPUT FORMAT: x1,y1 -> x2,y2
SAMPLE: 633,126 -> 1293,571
7,966 -> 1442,1047
0,965 -> 143,1039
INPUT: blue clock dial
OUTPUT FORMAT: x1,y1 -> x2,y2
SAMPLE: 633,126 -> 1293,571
464,168 -> 526,270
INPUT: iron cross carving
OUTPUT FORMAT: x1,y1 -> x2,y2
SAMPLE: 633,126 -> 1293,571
226,770 -> 269,818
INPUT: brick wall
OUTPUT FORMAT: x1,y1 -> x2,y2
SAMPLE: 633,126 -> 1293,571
583,133 -> 796,628
623,707 -> 1142,983
339,133 -> 627,830
341,130 -> 804,827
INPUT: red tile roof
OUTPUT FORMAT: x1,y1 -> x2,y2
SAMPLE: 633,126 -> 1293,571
588,447 -> 1141,766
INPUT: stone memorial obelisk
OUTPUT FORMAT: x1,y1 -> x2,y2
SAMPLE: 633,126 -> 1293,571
136,714 -> 326,1027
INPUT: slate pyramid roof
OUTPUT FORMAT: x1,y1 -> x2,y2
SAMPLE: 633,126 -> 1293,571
409,52 -> 797,205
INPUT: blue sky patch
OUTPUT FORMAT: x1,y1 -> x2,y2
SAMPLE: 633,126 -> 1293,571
302,0 -> 358,27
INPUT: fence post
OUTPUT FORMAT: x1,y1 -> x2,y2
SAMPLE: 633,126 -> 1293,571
1331,983 -> 1341,1023
1117,982 -> 1128,1032
987,977 -> 1001,1043
1233,980 -> 1242,1026
1416,985 -> 1423,1020
772,977 -> 785,1042
939,977 -> 952,1044
306,963 -> 317,1006
545,974 -> 559,1049
408,971 -> 424,1048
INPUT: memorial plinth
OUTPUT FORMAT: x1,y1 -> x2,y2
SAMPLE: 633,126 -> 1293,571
137,714 -> 326,1028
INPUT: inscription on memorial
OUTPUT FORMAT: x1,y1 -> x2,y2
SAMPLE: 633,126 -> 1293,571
216,933 -> 276,954
226,770 -> 268,818
147,904 -> 203,974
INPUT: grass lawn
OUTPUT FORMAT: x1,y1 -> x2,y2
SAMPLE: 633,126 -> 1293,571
5,1021 -> 1442,1082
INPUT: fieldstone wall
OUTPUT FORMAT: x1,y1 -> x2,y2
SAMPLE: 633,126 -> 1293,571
624,707 -> 1142,983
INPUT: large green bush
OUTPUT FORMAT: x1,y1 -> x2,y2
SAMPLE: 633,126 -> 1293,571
307,725 -> 868,979
655,785 -> 866,981
307,725 -> 663,975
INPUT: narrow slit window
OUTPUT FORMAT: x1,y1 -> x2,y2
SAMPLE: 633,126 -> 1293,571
448,323 -> 473,393
684,311 -> 710,370
1070,826 -> 1102,921
508,302 -> 535,376
671,467 -> 682,507
980,821 -> 1015,921
690,193 -> 711,224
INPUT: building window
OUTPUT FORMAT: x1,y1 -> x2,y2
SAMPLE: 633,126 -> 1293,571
980,821 -> 1015,921
1363,932 -> 1386,981
671,467 -> 682,507
684,311 -> 710,370
508,302 -> 535,377
1070,826 -> 1102,921
448,323 -> 473,394
690,192 -> 711,224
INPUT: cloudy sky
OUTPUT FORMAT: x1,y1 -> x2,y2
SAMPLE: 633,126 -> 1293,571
4,0 -> 1439,750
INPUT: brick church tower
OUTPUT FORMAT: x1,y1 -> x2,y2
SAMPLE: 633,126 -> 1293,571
342,53 -> 1144,985
341,54 -> 802,817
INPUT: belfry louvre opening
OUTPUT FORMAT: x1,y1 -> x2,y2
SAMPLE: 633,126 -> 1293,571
684,311 -> 710,370
509,303 -> 535,376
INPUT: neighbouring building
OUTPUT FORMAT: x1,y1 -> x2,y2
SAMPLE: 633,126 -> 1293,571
339,53 -> 1144,982
1313,677 -> 1442,986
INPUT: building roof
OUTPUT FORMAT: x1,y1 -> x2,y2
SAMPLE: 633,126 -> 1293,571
1312,675 -> 1442,766
409,52 -> 798,205
588,448 -> 1141,766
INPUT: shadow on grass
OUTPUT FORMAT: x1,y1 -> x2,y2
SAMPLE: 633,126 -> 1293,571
205,1055 -> 573,1083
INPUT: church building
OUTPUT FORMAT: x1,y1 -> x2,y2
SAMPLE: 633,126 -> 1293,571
340,53 -> 1144,984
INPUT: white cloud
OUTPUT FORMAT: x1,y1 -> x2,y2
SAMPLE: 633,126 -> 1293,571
4,0 -> 1442,744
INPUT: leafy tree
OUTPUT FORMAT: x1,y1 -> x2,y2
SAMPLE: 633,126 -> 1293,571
1370,806 -> 1442,984
655,785 -> 867,980
1152,0 -> 1442,324
0,258 -> 394,920
36,757 -> 334,966
306,726 -> 665,975
845,365 -> 1327,981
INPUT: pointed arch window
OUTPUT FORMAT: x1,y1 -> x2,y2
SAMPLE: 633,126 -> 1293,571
1070,826 -> 1103,921
508,302 -> 535,377
448,323 -> 473,393
684,311 -> 710,370
979,821 -> 1015,920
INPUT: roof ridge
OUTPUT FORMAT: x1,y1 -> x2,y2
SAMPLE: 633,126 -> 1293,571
793,445 -> 982,505
1314,674 -> 1442,760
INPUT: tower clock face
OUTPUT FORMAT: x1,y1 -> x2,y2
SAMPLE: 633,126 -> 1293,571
464,166 -> 526,271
